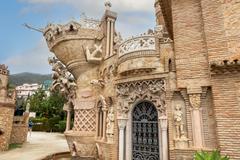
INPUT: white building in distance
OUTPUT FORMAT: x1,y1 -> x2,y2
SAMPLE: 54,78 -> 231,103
16,83 -> 41,99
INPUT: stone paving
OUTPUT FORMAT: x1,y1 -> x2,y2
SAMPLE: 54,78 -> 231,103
0,132 -> 69,160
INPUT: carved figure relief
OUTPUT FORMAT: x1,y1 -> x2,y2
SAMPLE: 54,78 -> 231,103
106,107 -> 115,142
174,105 -> 185,139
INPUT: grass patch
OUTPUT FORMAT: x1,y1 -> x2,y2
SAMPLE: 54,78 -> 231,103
8,143 -> 22,150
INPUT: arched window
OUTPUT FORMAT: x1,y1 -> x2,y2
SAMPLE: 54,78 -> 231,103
168,58 -> 172,72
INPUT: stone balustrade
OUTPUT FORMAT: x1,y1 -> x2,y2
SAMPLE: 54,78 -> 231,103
118,33 -> 156,58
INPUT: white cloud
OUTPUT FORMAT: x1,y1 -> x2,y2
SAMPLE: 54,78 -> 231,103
19,0 -> 155,13
3,39 -> 53,74
7,0 -> 156,74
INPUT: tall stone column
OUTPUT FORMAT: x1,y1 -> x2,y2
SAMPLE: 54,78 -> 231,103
189,94 -> 203,148
63,103 -> 72,132
102,107 -> 108,141
118,118 -> 127,160
65,110 -> 71,131
106,19 -> 111,57
159,116 -> 168,160
110,19 -> 114,56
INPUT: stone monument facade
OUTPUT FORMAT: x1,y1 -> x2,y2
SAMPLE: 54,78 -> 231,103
43,1 -> 240,160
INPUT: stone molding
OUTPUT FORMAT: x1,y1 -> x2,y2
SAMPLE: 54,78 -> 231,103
118,50 -> 158,64
210,59 -> 240,75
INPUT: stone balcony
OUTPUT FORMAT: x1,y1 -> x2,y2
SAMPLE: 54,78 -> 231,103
117,33 -> 161,76
43,18 -> 104,78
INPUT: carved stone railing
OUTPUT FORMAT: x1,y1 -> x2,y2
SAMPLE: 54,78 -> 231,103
79,18 -> 101,30
118,33 -> 156,58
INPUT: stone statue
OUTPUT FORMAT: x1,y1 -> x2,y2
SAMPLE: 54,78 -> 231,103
174,105 -> 185,139
106,107 -> 115,142
26,101 -> 30,113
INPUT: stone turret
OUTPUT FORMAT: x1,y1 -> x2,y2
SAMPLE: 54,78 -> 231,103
43,3 -> 118,159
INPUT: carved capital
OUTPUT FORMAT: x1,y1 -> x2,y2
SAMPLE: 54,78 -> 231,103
117,118 -> 128,130
189,94 -> 201,110
159,116 -> 168,130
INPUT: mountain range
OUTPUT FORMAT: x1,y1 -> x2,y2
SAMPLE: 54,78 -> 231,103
9,72 -> 52,86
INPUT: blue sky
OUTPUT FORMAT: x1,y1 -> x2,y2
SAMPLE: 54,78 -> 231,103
0,0 -> 156,74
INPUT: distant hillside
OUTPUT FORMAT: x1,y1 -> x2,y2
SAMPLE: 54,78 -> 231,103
9,72 -> 52,86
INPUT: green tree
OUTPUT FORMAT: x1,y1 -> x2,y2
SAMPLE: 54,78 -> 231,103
29,89 -> 65,119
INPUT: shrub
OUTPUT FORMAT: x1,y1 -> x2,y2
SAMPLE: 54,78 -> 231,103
54,120 -> 66,133
31,117 -> 49,131
194,150 -> 229,160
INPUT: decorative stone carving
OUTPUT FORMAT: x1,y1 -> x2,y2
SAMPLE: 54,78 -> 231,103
0,64 -> 9,75
114,32 -> 123,45
116,79 -> 166,118
116,86 -> 129,96
189,94 -> 201,109
73,109 -> 96,132
154,25 -> 173,43
99,95 -> 107,109
106,107 -> 115,142
154,25 -> 164,38
79,17 -> 101,30
173,105 -> 185,139
85,44 -> 103,63
118,33 -> 156,57
48,57 -> 77,108
90,79 -> 105,88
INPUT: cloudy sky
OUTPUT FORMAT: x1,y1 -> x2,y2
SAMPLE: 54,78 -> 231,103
0,0 -> 156,74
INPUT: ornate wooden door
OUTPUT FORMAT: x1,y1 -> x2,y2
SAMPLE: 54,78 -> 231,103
132,101 -> 160,160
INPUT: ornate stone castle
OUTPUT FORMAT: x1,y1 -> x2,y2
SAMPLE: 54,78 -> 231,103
43,1 -> 240,160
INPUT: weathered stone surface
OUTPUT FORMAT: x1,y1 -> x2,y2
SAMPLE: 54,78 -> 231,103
42,1 -> 240,159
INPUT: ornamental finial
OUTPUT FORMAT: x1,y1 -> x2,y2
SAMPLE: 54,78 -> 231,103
105,1 -> 112,10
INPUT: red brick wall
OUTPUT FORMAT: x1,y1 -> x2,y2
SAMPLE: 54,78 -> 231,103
211,73 -> 240,160
172,0 -> 210,89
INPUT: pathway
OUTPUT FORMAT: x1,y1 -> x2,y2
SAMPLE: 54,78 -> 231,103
0,132 -> 69,160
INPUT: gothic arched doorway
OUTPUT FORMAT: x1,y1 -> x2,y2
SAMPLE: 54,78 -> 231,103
132,101 -> 159,160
